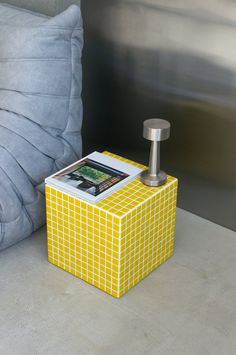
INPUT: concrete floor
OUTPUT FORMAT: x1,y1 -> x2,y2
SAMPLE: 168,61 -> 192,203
0,209 -> 236,355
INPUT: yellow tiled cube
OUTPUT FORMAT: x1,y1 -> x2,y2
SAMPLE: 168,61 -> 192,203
46,152 -> 178,297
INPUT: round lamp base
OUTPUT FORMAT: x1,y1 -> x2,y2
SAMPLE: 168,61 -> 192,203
140,170 -> 167,187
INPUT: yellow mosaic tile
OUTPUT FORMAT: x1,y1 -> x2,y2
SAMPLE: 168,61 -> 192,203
46,152 -> 178,297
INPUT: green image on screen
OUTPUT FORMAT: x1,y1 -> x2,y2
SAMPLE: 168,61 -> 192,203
77,165 -> 111,184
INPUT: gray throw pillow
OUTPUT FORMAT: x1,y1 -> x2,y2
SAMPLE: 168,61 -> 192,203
0,3 -> 83,250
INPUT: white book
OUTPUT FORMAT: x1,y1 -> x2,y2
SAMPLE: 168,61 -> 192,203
45,151 -> 143,203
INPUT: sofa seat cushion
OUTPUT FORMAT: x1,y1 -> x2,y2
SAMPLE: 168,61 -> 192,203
0,3 -> 83,250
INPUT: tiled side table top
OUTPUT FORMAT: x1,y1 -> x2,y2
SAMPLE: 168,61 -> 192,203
46,152 -> 178,297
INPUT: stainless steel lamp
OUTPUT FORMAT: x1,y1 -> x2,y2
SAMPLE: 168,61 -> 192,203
141,118 -> 170,187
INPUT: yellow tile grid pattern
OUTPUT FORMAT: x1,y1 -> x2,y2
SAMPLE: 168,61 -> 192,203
46,152 -> 178,297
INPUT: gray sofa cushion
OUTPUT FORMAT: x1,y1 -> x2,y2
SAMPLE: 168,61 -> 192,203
0,3 -> 83,250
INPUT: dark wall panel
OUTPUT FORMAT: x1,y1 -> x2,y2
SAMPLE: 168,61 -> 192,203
81,0 -> 236,230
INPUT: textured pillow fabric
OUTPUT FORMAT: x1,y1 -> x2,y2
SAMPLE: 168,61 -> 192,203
0,4 -> 83,250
